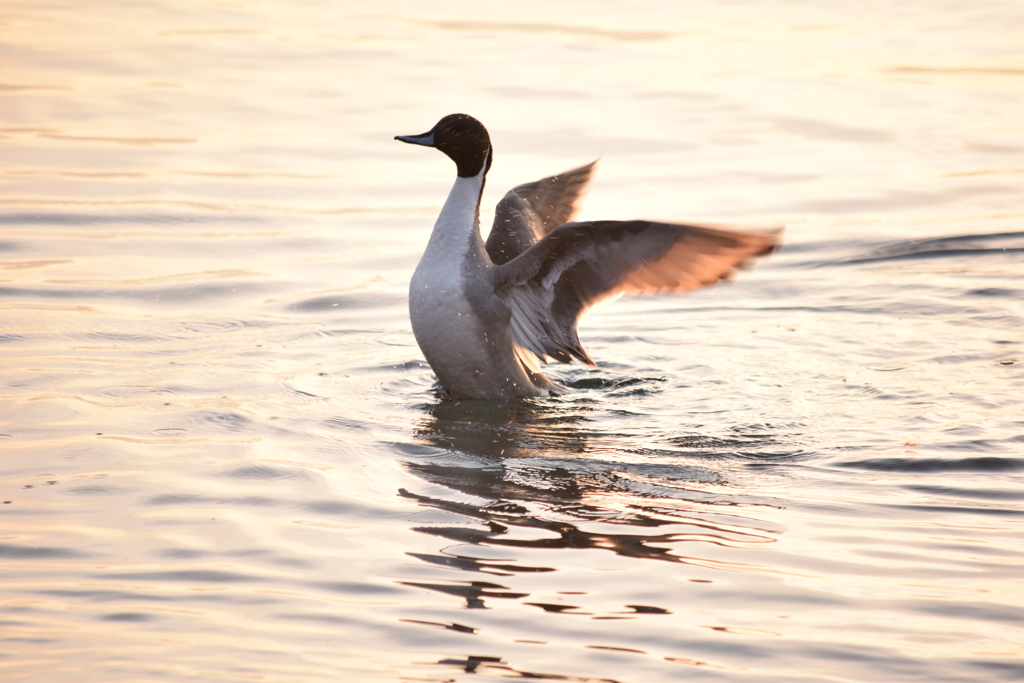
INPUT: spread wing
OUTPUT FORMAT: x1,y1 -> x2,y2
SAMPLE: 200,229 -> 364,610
495,220 -> 782,369
485,161 -> 597,265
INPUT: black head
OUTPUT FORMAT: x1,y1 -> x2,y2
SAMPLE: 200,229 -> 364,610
395,113 -> 492,178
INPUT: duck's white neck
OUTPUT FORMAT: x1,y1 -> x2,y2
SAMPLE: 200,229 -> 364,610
422,163 -> 487,262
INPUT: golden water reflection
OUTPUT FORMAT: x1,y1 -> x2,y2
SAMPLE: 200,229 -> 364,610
402,396 -> 789,613
3,0 -> 1024,681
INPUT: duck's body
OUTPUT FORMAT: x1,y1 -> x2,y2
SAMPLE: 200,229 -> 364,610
397,114 -> 781,400
408,173 -> 545,397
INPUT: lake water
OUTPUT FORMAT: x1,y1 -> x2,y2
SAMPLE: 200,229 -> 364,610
2,1 -> 1023,681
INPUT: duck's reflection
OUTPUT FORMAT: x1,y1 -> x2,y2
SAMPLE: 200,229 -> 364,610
398,394 -> 786,610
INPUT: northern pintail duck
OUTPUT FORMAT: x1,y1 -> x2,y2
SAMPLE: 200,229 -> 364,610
396,113 -> 781,399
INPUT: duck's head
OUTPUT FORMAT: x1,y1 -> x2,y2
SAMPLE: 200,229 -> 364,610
395,113 -> 492,178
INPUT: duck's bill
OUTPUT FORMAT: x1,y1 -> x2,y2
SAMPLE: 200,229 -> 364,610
394,131 -> 435,147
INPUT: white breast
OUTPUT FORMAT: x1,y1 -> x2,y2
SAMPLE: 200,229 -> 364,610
409,258 -> 497,394
408,171 -> 500,394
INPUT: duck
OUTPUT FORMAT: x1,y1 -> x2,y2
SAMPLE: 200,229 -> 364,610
395,113 -> 781,400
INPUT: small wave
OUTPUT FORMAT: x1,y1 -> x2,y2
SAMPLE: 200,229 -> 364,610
408,551 -> 555,576
966,287 -> 1020,297
65,485 -> 119,496
187,410 -> 254,433
40,588 -> 174,602
102,569 -> 256,583
50,268 -> 260,287
416,18 -> 677,42
886,65 -> 1024,77
0,258 -> 73,270
565,375 -> 667,395
879,503 -> 1024,517
101,613 -> 154,622
0,543 -> 83,559
768,115 -> 892,143
0,212 -> 256,226
0,283 -> 261,305
219,464 -> 306,481
834,456 -> 1024,473
39,133 -> 197,146
841,230 -> 1024,265
0,83 -> 72,91
287,292 -> 404,312
906,484 -> 1024,501
79,331 -> 166,344
94,385 -> 186,400
144,493 -> 280,508
324,416 -> 376,431
178,319 -> 271,334
152,428 -> 187,437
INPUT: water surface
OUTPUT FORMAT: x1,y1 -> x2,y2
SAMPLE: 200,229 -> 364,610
2,1 -> 1023,681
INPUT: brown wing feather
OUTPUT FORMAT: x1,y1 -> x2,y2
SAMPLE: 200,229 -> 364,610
509,160 -> 597,234
485,161 -> 597,265
497,220 -> 782,366
616,226 -> 777,294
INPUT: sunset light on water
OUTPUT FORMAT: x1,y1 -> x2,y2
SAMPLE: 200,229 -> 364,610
2,1 -> 1023,681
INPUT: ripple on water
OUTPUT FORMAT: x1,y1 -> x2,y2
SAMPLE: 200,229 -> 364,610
966,287 -> 1020,297
0,543 -> 84,559
0,283 -> 261,305
835,456 -> 1024,473
101,569 -> 258,584
75,330 -> 170,344
352,359 -> 432,376
219,464 -> 306,481
38,588 -> 174,602
145,493 -> 232,506
100,612 -> 154,622
324,415 -> 376,432
668,428 -> 806,462
566,373 -> 668,397
905,484 -> 1024,501
842,230 -> 1024,265
406,550 -> 556,576
286,293 -> 404,312
94,385 -> 185,400
144,492 -> 280,508
187,410 -> 254,433
151,427 -> 187,436
64,485 -> 122,496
